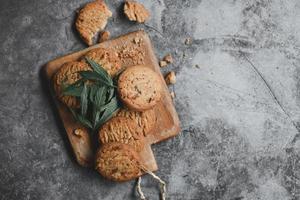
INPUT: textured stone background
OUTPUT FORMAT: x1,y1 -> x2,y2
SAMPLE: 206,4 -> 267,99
1,0 -> 300,199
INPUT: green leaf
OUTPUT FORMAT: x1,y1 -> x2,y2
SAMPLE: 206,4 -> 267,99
62,85 -> 83,97
80,82 -> 88,116
93,110 -> 101,129
85,57 -> 113,84
95,86 -> 106,109
62,78 -> 84,96
107,87 -> 115,101
79,71 -> 116,88
69,108 -> 93,129
63,58 -> 121,132
95,97 -> 120,130
100,96 -> 118,112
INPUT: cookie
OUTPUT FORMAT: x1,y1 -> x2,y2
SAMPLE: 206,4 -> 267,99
83,48 -> 122,77
98,116 -> 144,152
76,0 -> 112,46
95,143 -> 141,182
124,1 -> 150,23
118,65 -> 162,111
53,61 -> 90,108
116,108 -> 156,136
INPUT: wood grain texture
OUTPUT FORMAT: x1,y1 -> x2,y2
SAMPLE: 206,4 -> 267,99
44,30 -> 180,178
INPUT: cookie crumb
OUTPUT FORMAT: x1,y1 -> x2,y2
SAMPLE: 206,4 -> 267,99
170,91 -> 175,99
159,60 -> 168,68
165,71 -> 176,85
74,128 -> 84,138
163,54 -> 173,64
98,31 -> 110,43
185,38 -> 192,45
124,1 -> 150,23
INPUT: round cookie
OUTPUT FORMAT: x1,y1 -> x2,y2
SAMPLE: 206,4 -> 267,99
95,143 -> 141,182
98,116 -> 144,152
83,48 -> 122,77
116,108 -> 156,136
53,61 -> 89,108
118,66 -> 162,111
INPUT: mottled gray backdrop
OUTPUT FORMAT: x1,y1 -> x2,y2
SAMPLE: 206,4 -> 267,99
1,0 -> 300,199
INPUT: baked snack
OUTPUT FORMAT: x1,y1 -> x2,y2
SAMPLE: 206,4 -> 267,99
76,0 -> 112,46
118,65 -> 162,111
95,143 -> 141,181
165,71 -> 176,85
116,108 -> 156,136
98,31 -> 110,43
83,48 -> 122,76
53,61 -> 89,108
124,1 -> 150,23
98,116 -> 144,151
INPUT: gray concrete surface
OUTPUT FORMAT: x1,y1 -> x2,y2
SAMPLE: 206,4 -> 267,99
1,0 -> 300,199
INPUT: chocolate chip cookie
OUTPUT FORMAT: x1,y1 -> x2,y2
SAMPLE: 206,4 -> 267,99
118,65 -> 162,111
95,143 -> 141,182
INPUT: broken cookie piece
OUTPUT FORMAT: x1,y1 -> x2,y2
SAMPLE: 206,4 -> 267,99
159,54 -> 173,67
159,60 -> 167,68
76,0 -> 112,46
124,1 -> 150,23
95,143 -> 141,182
163,54 -> 173,64
98,30 -> 110,43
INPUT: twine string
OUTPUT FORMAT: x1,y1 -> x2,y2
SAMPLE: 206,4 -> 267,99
137,177 -> 146,200
136,166 -> 166,200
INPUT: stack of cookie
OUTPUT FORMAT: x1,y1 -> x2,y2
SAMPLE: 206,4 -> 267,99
53,46 -> 163,181
96,65 -> 162,181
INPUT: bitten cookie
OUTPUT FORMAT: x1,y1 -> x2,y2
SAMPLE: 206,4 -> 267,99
53,61 -> 89,108
98,116 -> 144,152
76,0 -> 112,46
116,108 -> 156,136
124,1 -> 150,23
95,143 -> 141,182
83,48 -> 122,77
118,65 -> 162,111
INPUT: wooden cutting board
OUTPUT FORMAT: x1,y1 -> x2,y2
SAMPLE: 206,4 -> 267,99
44,30 -> 180,176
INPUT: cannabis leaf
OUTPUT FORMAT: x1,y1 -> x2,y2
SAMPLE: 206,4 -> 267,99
62,58 -> 121,131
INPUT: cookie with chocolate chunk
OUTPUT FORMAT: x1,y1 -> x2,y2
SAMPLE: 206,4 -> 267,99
98,116 -> 144,152
118,65 -> 162,111
95,143 -> 141,182
76,0 -> 112,46
53,61 -> 89,108
83,48 -> 122,77
116,108 -> 156,136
